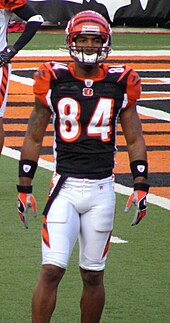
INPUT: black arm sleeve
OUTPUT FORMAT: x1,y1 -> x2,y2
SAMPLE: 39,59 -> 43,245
13,3 -> 40,21
12,4 -> 44,52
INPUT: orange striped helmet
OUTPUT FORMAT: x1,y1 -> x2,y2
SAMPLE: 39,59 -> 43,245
65,10 -> 112,64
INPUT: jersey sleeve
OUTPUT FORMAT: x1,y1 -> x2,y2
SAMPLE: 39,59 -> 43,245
33,62 -> 57,108
126,68 -> 141,107
117,65 -> 141,108
2,0 -> 26,10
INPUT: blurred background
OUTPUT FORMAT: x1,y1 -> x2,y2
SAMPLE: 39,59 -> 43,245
11,0 -> 170,30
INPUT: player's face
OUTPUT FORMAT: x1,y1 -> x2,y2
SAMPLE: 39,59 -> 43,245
75,35 -> 103,55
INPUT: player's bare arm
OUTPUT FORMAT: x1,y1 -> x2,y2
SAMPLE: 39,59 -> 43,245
120,103 -> 147,183
21,97 -> 51,161
19,98 -> 51,186
120,103 -> 149,225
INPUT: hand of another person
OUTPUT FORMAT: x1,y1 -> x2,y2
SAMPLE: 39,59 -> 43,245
0,46 -> 17,67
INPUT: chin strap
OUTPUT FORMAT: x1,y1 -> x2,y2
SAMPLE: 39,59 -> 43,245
70,46 -> 109,64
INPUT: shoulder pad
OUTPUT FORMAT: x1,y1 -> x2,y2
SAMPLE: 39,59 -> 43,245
3,0 -> 26,10
34,62 -> 57,82
51,62 -> 68,71
108,65 -> 131,78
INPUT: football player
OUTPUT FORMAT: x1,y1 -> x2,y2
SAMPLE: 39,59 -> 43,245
17,10 -> 149,323
0,0 -> 44,154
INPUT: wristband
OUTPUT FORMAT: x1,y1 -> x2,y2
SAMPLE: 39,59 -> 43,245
19,160 -> 37,179
130,160 -> 148,179
8,46 -> 18,57
134,182 -> 149,192
17,185 -> 32,193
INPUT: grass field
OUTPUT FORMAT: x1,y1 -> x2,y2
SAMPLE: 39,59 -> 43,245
1,155 -> 170,323
1,31 -> 170,322
8,31 -> 170,50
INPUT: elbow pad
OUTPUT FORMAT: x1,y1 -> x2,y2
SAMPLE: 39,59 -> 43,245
27,15 -> 44,24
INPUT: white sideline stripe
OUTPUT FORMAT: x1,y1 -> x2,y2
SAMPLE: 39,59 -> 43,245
1,147 -> 55,171
137,105 -> 170,121
110,236 -> 128,244
15,49 -> 170,57
114,183 -> 170,210
139,97 -> 170,101
2,146 -> 170,210
0,148 -> 128,244
10,74 -> 34,86
142,91 -> 170,95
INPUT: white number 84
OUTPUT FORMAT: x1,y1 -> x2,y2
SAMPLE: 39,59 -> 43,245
57,97 -> 114,142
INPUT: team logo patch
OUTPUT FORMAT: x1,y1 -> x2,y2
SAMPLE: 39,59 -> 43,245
137,165 -> 145,173
85,79 -> 94,87
23,165 -> 31,173
82,88 -> 93,96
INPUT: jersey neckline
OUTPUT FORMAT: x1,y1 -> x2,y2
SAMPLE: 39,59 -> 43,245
68,62 -> 108,82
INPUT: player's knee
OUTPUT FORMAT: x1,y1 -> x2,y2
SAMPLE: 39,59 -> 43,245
80,269 -> 104,287
41,264 -> 65,286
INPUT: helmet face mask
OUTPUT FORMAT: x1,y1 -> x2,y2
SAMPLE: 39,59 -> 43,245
69,41 -> 109,65
65,10 -> 112,64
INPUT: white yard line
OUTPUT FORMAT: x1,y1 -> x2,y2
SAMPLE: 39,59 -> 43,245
2,146 -> 170,211
136,106 -> 170,121
10,74 -> 34,85
14,49 -> 170,57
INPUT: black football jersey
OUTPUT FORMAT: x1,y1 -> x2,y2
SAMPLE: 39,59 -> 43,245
33,62 -> 141,179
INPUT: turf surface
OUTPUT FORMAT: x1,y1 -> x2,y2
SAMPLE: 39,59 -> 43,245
1,31 -> 170,322
1,155 -> 169,322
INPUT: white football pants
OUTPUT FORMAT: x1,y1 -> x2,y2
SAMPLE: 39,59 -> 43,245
42,174 -> 115,271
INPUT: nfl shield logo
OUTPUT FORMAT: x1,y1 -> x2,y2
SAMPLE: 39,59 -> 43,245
85,79 -> 94,87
